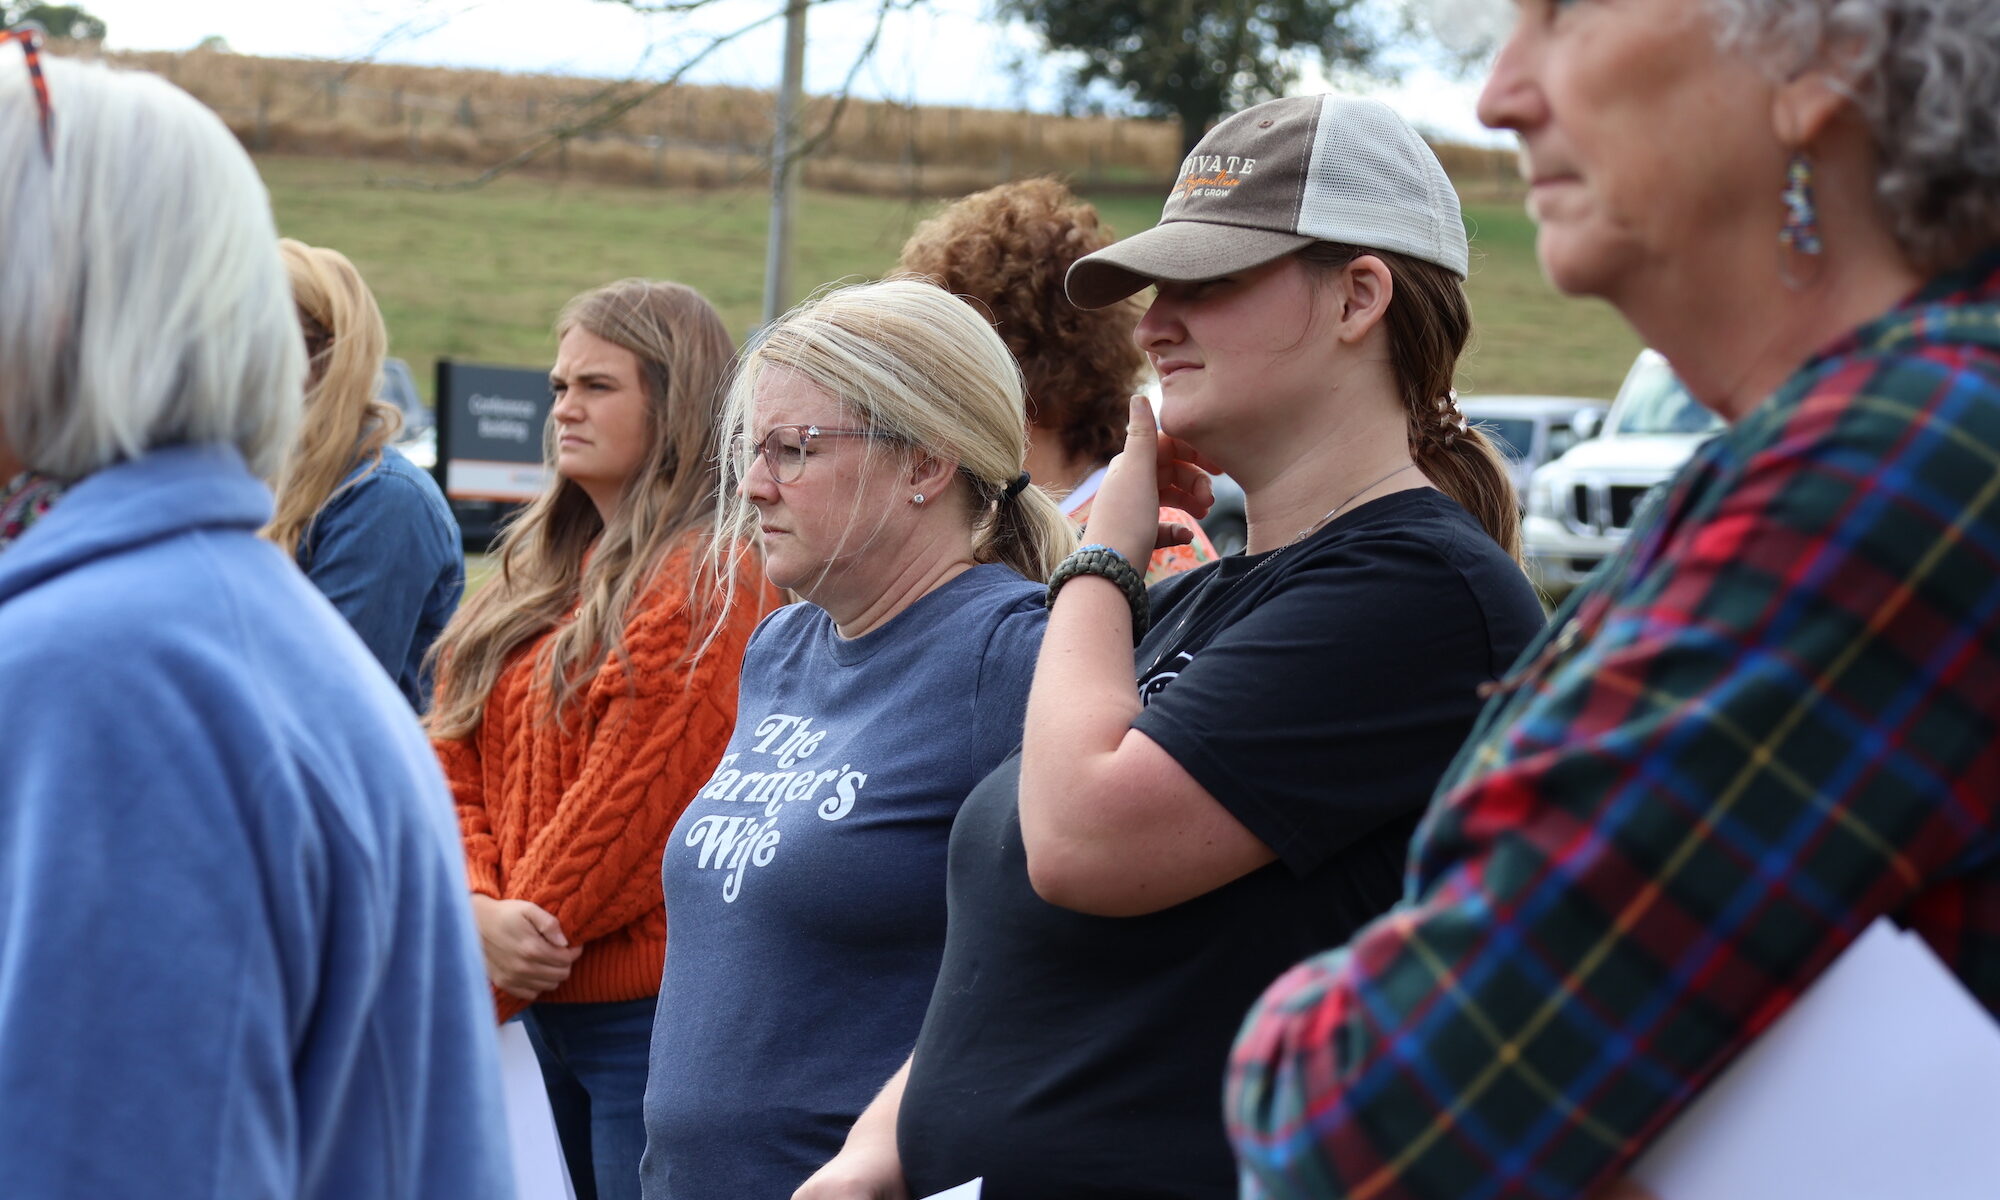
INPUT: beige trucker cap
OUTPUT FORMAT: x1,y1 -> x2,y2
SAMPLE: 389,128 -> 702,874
1066,94 -> 1469,309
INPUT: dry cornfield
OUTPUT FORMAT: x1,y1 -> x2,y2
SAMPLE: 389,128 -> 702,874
61,43 -> 1518,198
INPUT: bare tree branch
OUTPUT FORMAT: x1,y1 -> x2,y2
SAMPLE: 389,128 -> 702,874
375,0 -> 877,192
788,0 -> 914,162
591,0 -> 745,13
322,0 -> 489,89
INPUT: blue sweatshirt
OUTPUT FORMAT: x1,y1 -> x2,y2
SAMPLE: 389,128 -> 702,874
0,444 -> 511,1198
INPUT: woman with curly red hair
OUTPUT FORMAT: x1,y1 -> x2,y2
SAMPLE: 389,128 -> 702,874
898,178 -> 1215,581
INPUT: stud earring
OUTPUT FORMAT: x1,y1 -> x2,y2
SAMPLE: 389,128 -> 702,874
911,493 -> 925,505
1779,152 -> 1823,288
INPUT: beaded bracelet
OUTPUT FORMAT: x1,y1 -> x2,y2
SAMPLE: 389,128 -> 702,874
1046,543 -> 1149,644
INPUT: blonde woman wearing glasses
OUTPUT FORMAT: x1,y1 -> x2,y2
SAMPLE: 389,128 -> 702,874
428,279 -> 770,1200
266,238 -> 461,711
638,279 -> 1076,1200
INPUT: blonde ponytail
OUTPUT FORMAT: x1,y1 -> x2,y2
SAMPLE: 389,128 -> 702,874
264,239 -> 399,557
976,476 -> 1078,583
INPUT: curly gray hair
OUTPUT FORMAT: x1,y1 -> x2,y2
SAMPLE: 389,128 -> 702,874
1705,0 -> 2000,272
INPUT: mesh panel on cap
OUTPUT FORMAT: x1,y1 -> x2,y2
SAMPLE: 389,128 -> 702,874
1297,96 -> 1468,276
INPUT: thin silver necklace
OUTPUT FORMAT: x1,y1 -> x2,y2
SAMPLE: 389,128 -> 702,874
1252,462 -> 1419,564
1140,461 -> 1418,677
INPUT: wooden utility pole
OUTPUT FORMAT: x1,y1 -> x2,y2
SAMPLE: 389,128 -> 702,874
761,0 -> 809,327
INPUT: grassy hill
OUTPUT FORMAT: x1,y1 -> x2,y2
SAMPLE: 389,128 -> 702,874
260,154 -> 1641,404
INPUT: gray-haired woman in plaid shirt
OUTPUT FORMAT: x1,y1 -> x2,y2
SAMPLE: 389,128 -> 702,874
1231,3 -> 2000,1199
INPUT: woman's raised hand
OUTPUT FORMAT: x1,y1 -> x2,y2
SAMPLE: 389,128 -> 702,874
1083,394 -> 1219,568
470,895 -> 583,1001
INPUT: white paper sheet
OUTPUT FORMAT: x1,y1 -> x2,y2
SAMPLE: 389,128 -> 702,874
498,1021 -> 578,1200
1630,918 -> 2000,1200
918,1178 -> 983,1200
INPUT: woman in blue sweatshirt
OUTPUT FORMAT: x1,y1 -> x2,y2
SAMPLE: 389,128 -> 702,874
0,47 -> 508,1197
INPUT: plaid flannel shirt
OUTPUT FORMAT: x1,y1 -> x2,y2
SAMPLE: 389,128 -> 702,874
1226,250 -> 2000,1200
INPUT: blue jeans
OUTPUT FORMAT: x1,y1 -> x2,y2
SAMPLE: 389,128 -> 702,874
522,997 -> 657,1200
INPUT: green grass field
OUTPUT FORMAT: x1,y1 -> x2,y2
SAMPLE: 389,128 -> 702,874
259,154 -> 1641,405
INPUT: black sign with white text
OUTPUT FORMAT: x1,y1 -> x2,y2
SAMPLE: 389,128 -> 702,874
435,359 -> 555,502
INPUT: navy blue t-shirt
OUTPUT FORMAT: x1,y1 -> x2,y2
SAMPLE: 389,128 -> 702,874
639,564 -> 1047,1200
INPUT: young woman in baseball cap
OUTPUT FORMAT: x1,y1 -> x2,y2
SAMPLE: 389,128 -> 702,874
794,95 -> 1547,1200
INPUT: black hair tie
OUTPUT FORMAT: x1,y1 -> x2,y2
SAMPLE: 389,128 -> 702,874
1000,471 -> 1031,503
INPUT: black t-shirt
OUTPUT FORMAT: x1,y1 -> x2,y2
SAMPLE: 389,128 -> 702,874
897,487 -> 1547,1200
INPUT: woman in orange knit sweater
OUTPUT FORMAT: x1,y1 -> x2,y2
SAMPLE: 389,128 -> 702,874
427,279 -> 766,1200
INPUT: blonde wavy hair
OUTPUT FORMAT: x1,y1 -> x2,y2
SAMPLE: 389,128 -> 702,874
706,277 -> 1077,641
427,279 -> 738,739
263,239 -> 401,557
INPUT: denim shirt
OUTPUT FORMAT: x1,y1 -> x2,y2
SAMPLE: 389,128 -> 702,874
298,444 -> 463,711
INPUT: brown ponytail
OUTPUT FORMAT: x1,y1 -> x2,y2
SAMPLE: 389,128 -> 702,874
1297,242 -> 1521,565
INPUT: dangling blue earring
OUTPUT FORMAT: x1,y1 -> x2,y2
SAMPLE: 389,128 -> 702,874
1779,152 -> 1823,287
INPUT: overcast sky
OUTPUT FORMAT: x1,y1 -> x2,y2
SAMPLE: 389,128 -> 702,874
80,0 -> 1509,145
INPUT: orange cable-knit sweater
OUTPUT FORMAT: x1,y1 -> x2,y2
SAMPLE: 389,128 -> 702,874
435,549 -> 770,1023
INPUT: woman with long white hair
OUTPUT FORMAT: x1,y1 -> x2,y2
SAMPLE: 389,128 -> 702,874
0,43 -> 507,1195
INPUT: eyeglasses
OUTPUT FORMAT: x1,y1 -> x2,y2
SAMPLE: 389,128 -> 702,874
5,25 -> 52,162
731,424 -> 897,485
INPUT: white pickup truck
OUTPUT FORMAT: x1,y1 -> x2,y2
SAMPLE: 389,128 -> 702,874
1522,350 -> 1723,598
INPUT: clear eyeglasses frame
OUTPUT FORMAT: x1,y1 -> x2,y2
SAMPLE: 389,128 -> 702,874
730,424 -> 897,485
